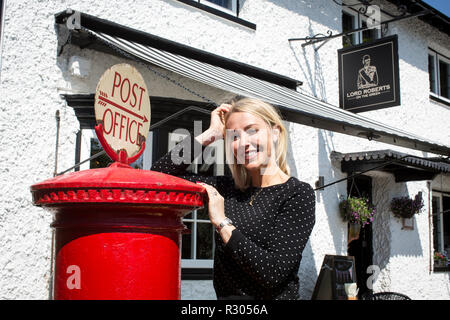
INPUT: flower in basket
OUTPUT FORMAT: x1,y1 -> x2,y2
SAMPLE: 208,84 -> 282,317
390,193 -> 424,219
339,197 -> 376,227
434,251 -> 449,267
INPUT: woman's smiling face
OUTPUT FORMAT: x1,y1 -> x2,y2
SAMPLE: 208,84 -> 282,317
225,111 -> 276,172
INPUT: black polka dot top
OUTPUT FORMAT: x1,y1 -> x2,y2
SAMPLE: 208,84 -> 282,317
151,136 -> 316,300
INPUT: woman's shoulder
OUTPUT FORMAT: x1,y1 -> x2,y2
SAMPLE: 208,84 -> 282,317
282,177 -> 315,202
282,178 -> 316,216
287,176 -> 314,192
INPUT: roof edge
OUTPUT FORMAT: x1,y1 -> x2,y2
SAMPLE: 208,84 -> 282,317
54,9 -> 302,90
385,0 -> 450,36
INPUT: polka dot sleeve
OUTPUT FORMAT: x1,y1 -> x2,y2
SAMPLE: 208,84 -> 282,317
223,183 -> 316,290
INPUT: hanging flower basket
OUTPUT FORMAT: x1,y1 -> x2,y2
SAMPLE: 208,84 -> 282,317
434,251 -> 449,268
390,193 -> 424,219
339,197 -> 376,232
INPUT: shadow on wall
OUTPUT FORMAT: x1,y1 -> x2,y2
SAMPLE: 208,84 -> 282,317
318,129 -> 346,255
288,19 -> 328,101
371,174 -> 393,273
285,126 -> 317,299
277,0 -> 340,101
264,0 -> 340,101
285,123 -> 350,299
389,182 -> 424,258
268,0 -> 340,31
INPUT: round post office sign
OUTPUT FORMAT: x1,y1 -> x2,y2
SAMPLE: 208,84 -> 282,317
94,64 -> 151,158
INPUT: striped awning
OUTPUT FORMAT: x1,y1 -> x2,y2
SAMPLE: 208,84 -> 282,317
56,10 -> 450,156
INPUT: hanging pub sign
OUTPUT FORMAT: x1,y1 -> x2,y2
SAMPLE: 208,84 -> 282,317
94,63 -> 151,163
338,35 -> 400,113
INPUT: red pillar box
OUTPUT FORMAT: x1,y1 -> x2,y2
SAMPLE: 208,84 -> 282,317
31,162 -> 204,300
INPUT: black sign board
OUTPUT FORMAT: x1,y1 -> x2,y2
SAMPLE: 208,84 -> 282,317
338,35 -> 400,113
311,255 -> 357,300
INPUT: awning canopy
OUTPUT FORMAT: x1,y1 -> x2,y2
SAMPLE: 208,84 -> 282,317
55,9 -> 450,157
331,149 -> 450,182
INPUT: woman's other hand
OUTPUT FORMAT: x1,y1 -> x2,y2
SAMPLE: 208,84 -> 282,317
196,182 -> 226,228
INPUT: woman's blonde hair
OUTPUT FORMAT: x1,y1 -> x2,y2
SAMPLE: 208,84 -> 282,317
223,97 -> 290,191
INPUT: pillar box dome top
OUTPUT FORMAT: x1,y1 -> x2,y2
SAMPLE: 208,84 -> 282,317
31,162 -> 205,208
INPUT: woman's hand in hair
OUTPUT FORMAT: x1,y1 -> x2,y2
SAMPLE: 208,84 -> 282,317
195,104 -> 231,146
210,104 -> 231,136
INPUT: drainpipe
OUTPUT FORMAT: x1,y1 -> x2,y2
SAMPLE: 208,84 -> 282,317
427,181 -> 432,274
50,109 -> 60,298
53,110 -> 60,177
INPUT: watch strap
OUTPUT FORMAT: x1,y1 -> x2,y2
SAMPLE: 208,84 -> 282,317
216,217 -> 233,233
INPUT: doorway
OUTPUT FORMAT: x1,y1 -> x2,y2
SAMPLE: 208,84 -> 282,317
346,174 -> 373,298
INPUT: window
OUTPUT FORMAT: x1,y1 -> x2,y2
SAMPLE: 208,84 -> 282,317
429,50 -> 450,102
342,11 -> 357,47
429,54 -> 437,93
342,8 -> 380,47
432,191 -> 450,269
167,132 -> 225,269
89,136 -> 113,169
200,0 -> 237,15
76,129 -> 144,170
177,0 -> 256,30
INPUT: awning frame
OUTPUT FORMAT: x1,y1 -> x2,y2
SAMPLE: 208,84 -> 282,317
331,150 -> 450,182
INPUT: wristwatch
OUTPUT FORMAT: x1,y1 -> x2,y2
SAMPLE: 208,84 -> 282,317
215,217 -> 233,233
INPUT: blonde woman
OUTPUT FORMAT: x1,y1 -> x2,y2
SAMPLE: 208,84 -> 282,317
151,97 -> 315,300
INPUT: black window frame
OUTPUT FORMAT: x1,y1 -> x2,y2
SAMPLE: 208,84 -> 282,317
428,48 -> 450,106
341,6 -> 380,48
176,0 -> 256,30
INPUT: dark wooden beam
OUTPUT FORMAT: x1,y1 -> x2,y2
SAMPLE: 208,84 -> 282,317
394,169 -> 437,182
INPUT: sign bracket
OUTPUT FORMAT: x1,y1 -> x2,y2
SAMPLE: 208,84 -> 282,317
288,10 -> 430,50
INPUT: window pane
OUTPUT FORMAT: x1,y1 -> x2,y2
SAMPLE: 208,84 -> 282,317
443,196 -> 450,254
439,59 -> 450,99
342,12 -> 356,47
182,222 -> 193,259
205,0 -> 232,10
432,196 -> 442,252
429,54 -> 437,94
361,20 -> 377,44
90,138 -> 112,168
197,206 -> 209,220
196,222 -> 214,259
130,153 -> 143,169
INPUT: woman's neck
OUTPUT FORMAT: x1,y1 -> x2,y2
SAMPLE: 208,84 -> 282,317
249,166 -> 290,188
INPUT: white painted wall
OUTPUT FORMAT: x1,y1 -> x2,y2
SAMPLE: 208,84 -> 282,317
0,0 -> 449,300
